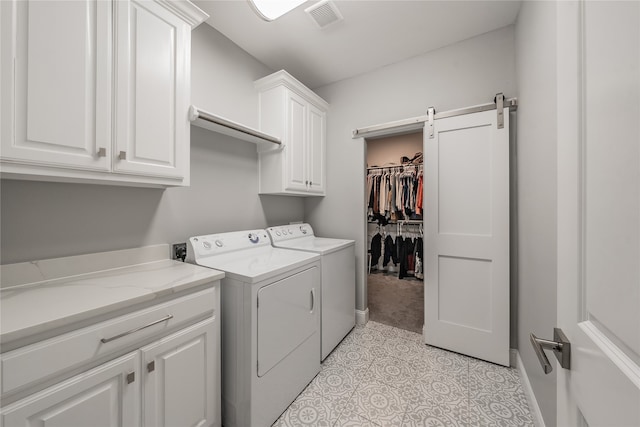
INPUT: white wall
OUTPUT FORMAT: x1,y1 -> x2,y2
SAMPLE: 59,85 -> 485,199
0,24 -> 304,264
515,2 -> 558,425
306,26 -> 516,325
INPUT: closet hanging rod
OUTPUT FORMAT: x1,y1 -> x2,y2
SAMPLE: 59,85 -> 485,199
189,106 -> 281,146
352,96 -> 517,139
367,164 -> 422,171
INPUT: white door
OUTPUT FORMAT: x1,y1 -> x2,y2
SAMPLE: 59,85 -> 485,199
257,267 -> 319,376
141,318 -> 218,427
1,352 -> 139,427
424,108 -> 510,366
556,1 -> 640,425
114,0 -> 188,180
307,103 -> 325,194
284,90 -> 308,192
0,0 -> 112,170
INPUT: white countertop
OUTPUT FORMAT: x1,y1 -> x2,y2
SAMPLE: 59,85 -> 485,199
0,245 -> 224,346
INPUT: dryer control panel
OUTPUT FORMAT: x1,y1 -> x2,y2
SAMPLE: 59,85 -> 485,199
267,223 -> 316,243
187,229 -> 270,262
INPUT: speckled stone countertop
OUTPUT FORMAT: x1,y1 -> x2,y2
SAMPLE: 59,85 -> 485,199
0,244 -> 224,346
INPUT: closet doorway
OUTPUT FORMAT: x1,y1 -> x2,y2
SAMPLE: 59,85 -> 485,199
366,132 -> 424,334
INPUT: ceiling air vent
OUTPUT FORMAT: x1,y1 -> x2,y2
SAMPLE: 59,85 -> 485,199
305,0 -> 343,29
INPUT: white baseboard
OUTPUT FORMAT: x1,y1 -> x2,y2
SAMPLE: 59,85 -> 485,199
355,308 -> 369,325
513,349 -> 546,427
510,348 -> 518,367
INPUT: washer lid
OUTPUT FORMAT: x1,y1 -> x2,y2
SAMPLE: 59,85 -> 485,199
272,236 -> 354,255
191,245 -> 319,283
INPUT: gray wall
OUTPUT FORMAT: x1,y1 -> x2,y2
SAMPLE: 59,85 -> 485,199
515,2 -> 558,425
306,26 -> 517,326
0,24 -> 304,264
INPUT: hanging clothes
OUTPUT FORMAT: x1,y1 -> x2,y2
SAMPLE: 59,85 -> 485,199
370,232 -> 382,267
367,164 -> 423,221
383,234 -> 398,267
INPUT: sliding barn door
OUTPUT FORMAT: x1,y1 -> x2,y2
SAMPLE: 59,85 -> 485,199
424,108 -> 510,366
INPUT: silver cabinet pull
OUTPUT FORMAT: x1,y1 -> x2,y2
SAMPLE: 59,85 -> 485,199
97,147 -> 106,157
100,314 -> 173,344
529,327 -> 571,374
118,151 -> 127,160
310,288 -> 315,312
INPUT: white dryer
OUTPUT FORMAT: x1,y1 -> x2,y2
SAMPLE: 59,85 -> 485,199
267,223 -> 355,361
187,229 -> 320,427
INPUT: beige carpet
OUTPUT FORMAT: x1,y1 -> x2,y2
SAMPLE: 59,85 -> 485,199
367,271 -> 424,334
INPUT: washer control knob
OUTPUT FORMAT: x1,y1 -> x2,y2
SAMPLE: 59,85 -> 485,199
276,231 -> 281,236
288,228 -> 293,234
300,226 -> 307,234
248,233 -> 259,243
282,229 -> 288,235
203,241 -> 212,249
215,240 -> 223,247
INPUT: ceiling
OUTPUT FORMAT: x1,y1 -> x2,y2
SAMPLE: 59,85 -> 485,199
194,0 -> 522,89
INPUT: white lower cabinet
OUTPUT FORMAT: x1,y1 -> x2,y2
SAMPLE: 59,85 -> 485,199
1,317 -> 219,427
141,318 -> 218,427
1,352 -> 141,427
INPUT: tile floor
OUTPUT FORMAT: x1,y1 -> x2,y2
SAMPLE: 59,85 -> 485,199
273,321 -> 534,427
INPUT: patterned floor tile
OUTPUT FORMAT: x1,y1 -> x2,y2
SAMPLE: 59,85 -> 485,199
347,380 -> 408,427
469,395 -> 534,426
366,321 -> 424,344
469,359 -> 523,395
362,355 -> 416,389
382,336 -> 430,362
335,408 -> 382,426
421,346 -> 470,375
272,390 -> 335,427
342,325 -> 388,349
273,322 -> 533,427
323,339 -> 376,378
402,369 -> 468,409
402,399 -> 468,427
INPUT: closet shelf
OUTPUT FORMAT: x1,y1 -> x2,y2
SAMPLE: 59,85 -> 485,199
368,219 -> 423,225
189,106 -> 281,148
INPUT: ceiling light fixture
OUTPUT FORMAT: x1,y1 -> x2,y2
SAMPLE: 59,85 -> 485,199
248,0 -> 307,21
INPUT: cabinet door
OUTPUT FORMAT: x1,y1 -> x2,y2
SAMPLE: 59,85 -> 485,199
307,104 -> 325,194
114,0 -> 189,181
141,317 -> 219,427
0,0 -> 111,171
1,352 -> 140,427
284,90 -> 308,192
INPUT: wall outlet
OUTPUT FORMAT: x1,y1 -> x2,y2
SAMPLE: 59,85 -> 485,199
172,243 -> 187,262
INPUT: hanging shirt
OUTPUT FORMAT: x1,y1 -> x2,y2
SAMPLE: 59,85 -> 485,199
370,233 -> 383,267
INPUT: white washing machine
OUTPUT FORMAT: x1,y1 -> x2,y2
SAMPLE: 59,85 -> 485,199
267,223 -> 355,361
187,229 -> 321,427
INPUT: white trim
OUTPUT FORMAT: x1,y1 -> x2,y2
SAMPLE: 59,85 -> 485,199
355,308 -> 369,325
514,349 -> 546,427
510,348 -> 517,368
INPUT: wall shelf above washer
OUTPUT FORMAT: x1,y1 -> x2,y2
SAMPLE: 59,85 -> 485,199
189,106 -> 281,149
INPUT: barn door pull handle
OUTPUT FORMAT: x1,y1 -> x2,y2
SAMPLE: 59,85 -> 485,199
530,328 -> 571,374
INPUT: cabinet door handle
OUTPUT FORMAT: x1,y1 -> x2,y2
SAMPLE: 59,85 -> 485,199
100,314 -> 173,344
310,288 -> 315,312
147,361 -> 155,373
118,151 -> 127,160
126,371 -> 135,384
97,147 -> 106,157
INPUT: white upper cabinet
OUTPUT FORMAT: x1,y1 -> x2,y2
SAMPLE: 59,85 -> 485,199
255,70 -> 328,196
0,0 -> 113,172
0,0 -> 208,187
